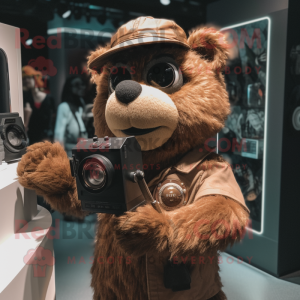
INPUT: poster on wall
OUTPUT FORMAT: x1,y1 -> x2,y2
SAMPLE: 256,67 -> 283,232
219,18 -> 269,232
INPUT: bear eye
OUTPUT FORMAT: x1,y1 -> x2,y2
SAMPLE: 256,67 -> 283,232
144,57 -> 183,93
109,67 -> 131,91
147,63 -> 176,88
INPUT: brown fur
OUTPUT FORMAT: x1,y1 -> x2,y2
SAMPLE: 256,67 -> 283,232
113,193 -> 249,260
17,141 -> 86,218
17,25 -> 248,300
91,214 -> 148,300
188,27 -> 229,71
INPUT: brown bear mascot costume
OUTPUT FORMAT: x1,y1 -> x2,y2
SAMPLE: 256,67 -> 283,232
17,17 -> 249,300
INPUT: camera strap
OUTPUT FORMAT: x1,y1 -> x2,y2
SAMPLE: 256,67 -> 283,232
133,170 -> 162,213
164,259 -> 191,292
132,171 -> 191,291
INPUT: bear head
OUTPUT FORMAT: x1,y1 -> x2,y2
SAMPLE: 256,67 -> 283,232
87,18 -> 230,179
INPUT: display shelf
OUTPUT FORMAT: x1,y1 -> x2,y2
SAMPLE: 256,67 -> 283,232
0,160 -> 20,189
0,161 -> 55,299
221,253 -> 300,299
0,161 -> 37,246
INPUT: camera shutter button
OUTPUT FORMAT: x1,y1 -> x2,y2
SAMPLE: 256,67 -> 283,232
92,136 -> 100,148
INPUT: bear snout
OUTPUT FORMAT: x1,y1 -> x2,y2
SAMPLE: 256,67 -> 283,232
105,84 -> 179,150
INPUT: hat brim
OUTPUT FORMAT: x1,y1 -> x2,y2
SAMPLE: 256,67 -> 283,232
88,37 -> 190,70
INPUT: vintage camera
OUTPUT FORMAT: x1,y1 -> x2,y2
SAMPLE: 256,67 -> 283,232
0,112 -> 27,163
69,136 -> 148,215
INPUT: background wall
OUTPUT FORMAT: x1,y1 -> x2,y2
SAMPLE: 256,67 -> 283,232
207,0 -> 289,27
207,0 -> 300,277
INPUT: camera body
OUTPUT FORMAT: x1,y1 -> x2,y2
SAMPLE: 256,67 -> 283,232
0,112 -> 27,163
70,136 -> 146,215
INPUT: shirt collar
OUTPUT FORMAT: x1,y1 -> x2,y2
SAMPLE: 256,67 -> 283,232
173,146 -> 215,174
148,145 -> 215,188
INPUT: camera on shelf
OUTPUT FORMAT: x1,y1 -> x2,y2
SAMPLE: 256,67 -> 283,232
69,136 -> 148,215
0,112 -> 27,163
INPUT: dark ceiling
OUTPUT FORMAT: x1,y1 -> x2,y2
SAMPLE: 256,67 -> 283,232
0,0 -> 219,31
0,0 -> 219,67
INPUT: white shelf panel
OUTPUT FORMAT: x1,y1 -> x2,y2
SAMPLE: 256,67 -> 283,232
0,205 -> 55,299
0,162 -> 55,299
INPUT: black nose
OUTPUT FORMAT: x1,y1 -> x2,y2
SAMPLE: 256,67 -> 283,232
115,80 -> 142,104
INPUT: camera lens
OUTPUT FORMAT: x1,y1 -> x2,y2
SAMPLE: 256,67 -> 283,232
80,155 -> 114,191
83,161 -> 106,189
7,128 -> 22,147
4,124 -> 27,150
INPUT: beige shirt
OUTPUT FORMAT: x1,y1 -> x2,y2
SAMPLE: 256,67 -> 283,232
148,146 -> 249,214
145,146 -> 249,300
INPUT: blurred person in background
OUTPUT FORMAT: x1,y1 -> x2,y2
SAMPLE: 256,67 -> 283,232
54,75 -> 88,222
54,75 -> 88,157
22,65 -> 56,145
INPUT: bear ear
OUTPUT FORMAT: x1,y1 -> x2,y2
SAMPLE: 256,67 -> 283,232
187,27 -> 229,72
87,46 -> 109,83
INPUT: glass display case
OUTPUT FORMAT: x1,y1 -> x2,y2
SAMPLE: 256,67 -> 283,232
218,18 -> 270,233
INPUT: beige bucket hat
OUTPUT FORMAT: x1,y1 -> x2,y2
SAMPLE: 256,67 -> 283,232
88,16 -> 190,70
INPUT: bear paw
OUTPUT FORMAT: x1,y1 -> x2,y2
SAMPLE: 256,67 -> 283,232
113,204 -> 170,257
17,141 -> 74,196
